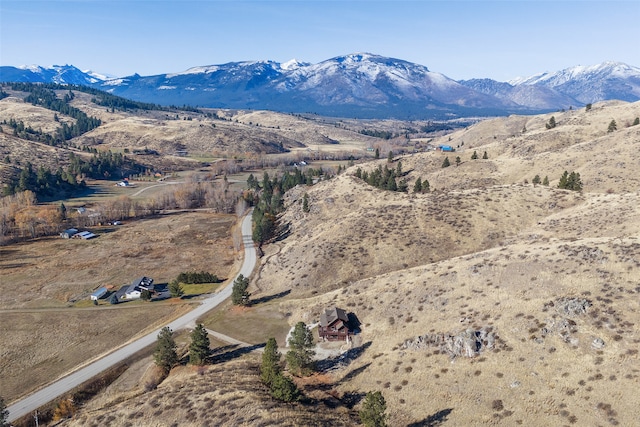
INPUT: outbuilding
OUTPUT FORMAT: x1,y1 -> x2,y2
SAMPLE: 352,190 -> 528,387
60,228 -> 78,239
90,287 -> 108,301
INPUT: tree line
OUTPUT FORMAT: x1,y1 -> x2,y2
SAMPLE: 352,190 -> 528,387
2,150 -> 137,198
9,83 -> 102,145
249,168 -> 328,244
354,162 -> 409,193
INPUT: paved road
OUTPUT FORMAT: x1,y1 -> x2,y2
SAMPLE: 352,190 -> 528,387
7,210 -> 256,422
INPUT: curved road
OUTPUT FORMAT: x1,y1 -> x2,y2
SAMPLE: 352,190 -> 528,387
7,210 -> 256,422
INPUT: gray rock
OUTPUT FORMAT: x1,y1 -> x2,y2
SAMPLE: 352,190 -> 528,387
592,338 -> 605,349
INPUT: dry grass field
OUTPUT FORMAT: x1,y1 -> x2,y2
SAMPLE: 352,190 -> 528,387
0,212 -> 238,403
248,100 -> 640,425
62,355 -> 361,427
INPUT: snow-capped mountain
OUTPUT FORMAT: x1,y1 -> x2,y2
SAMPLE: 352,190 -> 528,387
2,56 -> 639,119
0,64 -> 106,85
460,61 -> 640,109
509,61 -> 640,104
89,53 -> 518,119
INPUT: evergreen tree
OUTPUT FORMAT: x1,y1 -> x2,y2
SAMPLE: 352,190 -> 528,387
545,116 -> 557,129
543,176 -> 549,186
359,391 -> 387,427
374,148 -> 380,159
558,171 -> 569,189
260,337 -> 282,387
168,280 -> 184,298
482,151 -> 488,159
441,157 -> 450,168
302,193 -> 310,213
246,173 -> 259,190
386,176 -> 398,191
59,202 -> 67,220
286,322 -> 315,376
231,274 -> 250,306
413,177 -> 422,193
586,103 -> 592,112
532,175 -> 541,186
0,396 -> 8,427
141,289 -> 152,301
395,161 -> 402,176
607,119 -> 617,132
154,327 -> 178,373
271,373 -> 300,402
567,171 -> 583,191
455,156 -> 461,167
422,178 -> 430,192
471,151 -> 478,160
189,323 -> 210,365
387,150 -> 393,163
633,117 -> 639,126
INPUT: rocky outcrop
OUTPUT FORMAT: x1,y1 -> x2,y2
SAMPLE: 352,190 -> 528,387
401,327 -> 496,358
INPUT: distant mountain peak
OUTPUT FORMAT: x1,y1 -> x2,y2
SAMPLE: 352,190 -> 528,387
2,56 -> 639,119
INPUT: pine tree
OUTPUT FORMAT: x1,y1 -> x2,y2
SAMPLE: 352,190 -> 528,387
154,327 -> 178,373
633,117 -> 639,126
545,116 -> 557,129
586,103 -> 592,112
302,193 -> 310,213
141,289 -> 152,301
471,151 -> 478,160
189,323 -> 210,365
532,175 -> 541,186
455,156 -> 461,167
558,171 -> 569,189
422,178 -> 430,192
567,171 -> 583,191
386,176 -> 398,192
387,150 -> 393,163
271,373 -> 300,402
413,177 -> 422,193
261,338 -> 282,387
482,151 -> 488,159
374,148 -> 380,159
359,391 -> 387,427
286,322 -> 315,376
395,161 -> 402,176
441,157 -> 450,168
168,280 -> 184,298
607,119 -> 617,132
231,274 -> 250,306
543,176 -> 549,186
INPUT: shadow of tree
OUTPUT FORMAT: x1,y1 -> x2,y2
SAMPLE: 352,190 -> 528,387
208,343 -> 265,364
316,341 -> 372,372
251,289 -> 291,305
341,391 -> 366,409
338,362 -> 371,385
407,408 -> 453,427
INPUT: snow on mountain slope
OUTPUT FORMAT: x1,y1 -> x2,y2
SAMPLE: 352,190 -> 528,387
3,56 -> 639,119
509,61 -> 640,103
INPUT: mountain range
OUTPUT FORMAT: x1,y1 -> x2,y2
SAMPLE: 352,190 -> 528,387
2,53 -> 639,119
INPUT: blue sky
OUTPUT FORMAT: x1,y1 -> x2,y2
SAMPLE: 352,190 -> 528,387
1,0 -> 638,81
